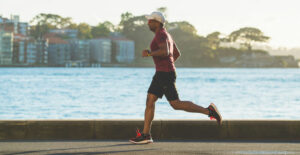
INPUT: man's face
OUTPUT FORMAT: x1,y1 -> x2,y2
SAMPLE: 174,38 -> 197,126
148,20 -> 159,32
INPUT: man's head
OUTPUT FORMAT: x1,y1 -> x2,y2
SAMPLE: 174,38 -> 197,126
146,11 -> 165,32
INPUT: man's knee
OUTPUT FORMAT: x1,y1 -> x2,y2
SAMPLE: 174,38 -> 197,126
146,93 -> 158,108
146,101 -> 155,109
169,100 -> 181,110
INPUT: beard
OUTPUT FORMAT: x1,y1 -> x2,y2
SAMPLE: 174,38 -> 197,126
149,26 -> 156,32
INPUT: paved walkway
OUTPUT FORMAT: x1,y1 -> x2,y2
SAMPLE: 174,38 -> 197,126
1,140 -> 300,155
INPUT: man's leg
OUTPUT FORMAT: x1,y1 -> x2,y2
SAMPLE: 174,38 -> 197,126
143,93 -> 158,135
164,72 -> 222,125
169,99 -> 209,115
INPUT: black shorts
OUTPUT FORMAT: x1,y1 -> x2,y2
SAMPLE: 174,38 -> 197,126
147,71 -> 179,101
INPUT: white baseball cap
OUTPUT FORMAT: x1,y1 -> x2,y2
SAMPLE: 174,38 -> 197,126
145,11 -> 165,24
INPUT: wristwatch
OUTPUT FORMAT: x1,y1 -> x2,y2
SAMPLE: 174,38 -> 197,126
147,50 -> 151,56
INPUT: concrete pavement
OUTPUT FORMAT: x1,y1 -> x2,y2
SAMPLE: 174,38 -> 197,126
1,140 -> 300,155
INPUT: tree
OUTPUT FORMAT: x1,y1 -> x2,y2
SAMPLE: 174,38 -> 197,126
167,21 -> 197,35
119,11 -> 218,66
206,31 -> 221,50
77,23 -> 92,39
67,23 -> 78,29
91,21 -> 114,38
29,13 -> 74,38
118,12 -> 134,31
156,7 -> 168,19
167,21 -> 216,66
229,27 -> 270,50
119,14 -> 153,62
30,13 -> 73,28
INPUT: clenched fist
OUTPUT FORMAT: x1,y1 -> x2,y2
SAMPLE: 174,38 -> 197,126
142,49 -> 151,57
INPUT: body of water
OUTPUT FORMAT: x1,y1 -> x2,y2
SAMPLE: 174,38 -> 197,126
0,68 -> 299,120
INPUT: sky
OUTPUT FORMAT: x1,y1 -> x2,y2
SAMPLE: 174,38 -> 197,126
0,0 -> 299,48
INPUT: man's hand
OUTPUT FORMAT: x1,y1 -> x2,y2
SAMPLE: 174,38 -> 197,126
142,50 -> 150,57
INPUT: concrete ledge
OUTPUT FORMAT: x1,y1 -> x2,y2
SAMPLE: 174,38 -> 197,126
1,120 -> 300,140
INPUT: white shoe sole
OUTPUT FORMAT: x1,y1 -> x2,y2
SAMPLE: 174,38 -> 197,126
129,139 -> 153,144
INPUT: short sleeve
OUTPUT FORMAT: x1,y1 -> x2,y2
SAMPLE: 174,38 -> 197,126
155,32 -> 167,45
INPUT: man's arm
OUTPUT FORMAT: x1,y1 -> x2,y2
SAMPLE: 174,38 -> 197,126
173,42 -> 181,62
142,40 -> 169,57
148,40 -> 169,57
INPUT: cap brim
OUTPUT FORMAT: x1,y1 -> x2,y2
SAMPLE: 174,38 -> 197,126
145,15 -> 154,20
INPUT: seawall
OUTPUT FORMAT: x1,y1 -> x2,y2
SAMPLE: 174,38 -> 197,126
1,120 -> 300,141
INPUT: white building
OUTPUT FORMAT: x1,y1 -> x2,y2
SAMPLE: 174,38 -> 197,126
89,39 -> 112,63
112,39 -> 135,63
0,31 -> 13,64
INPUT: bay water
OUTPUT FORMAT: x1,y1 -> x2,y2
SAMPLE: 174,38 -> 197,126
0,68 -> 299,120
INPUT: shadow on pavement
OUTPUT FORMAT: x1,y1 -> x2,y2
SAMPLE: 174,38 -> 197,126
47,149 -> 156,155
3,143 -> 156,155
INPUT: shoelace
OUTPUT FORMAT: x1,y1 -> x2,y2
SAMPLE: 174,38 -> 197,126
208,107 -> 216,120
135,128 -> 142,138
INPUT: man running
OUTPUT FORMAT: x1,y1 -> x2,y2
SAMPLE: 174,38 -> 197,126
129,11 -> 222,144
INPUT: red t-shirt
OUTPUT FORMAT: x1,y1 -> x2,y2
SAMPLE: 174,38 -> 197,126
150,28 -> 176,72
